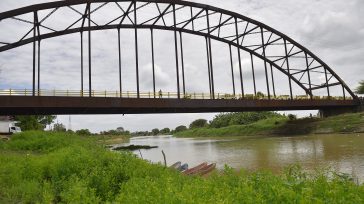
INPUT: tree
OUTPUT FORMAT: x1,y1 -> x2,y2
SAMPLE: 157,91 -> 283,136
256,91 -> 265,98
189,119 -> 208,129
53,123 -> 66,132
209,112 -> 285,128
76,129 -> 91,135
13,115 -> 56,131
116,127 -> 125,132
66,129 -> 75,134
160,128 -> 170,134
356,80 -> 364,94
174,125 -> 187,133
151,128 -> 160,135
288,114 -> 297,121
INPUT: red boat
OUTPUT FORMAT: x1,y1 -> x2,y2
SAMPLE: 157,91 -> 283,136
193,163 -> 216,176
182,162 -> 207,175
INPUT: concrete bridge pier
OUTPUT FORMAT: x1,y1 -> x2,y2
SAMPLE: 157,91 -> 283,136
319,98 -> 364,118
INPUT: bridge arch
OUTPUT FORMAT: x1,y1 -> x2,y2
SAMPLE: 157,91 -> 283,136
0,0 -> 356,99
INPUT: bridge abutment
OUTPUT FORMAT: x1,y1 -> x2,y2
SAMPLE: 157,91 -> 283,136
319,98 -> 363,118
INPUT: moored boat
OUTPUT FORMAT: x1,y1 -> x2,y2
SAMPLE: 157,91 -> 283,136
182,162 -> 207,175
193,163 -> 216,176
178,163 -> 188,171
169,161 -> 181,169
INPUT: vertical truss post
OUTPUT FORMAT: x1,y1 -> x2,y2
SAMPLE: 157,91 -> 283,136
179,32 -> 186,96
37,40 -> 40,95
229,45 -> 236,96
80,32 -> 84,96
250,53 -> 257,96
32,12 -> 37,96
206,10 -> 215,99
205,37 -> 212,96
234,17 -> 244,98
260,27 -> 271,100
190,7 -> 194,31
33,11 -> 41,96
324,68 -> 330,97
134,1 -> 140,98
283,39 -> 293,100
151,29 -> 156,98
117,28 -> 122,97
342,85 -> 346,100
173,4 -> 180,99
270,64 -> 276,97
88,3 -> 92,97
305,53 -> 313,99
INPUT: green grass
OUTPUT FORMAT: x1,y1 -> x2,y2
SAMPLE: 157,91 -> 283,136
0,131 -> 363,203
273,112 -> 364,135
175,112 -> 364,137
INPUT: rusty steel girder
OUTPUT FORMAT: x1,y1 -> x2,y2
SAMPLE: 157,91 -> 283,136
0,96 -> 359,115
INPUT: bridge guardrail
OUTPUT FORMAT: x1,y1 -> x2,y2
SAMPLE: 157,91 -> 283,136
0,89 -> 354,101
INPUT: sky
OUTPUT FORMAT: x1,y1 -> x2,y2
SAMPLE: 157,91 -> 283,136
0,0 -> 363,132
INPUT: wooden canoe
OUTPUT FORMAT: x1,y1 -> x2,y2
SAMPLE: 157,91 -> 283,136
169,161 -> 181,169
194,163 -> 216,176
182,162 -> 207,175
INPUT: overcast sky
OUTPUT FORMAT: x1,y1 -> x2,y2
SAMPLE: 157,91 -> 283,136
0,0 -> 363,132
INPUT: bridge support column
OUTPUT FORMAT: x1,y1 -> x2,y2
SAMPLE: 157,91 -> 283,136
319,106 -> 361,118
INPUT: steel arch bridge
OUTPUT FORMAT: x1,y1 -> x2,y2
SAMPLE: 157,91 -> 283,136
0,0 -> 360,115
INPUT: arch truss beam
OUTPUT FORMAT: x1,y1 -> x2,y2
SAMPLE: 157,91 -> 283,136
0,0 -> 357,100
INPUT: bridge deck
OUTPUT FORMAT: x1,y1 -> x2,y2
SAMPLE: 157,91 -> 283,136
0,96 -> 359,115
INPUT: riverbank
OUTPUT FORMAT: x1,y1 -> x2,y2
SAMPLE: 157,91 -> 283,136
0,131 -> 363,203
175,112 -> 364,137
97,134 -> 130,145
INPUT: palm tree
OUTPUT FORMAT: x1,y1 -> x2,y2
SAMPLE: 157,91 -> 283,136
356,80 -> 364,94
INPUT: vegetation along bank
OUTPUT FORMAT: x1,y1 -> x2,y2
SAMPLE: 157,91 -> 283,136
174,112 -> 364,137
0,131 -> 363,203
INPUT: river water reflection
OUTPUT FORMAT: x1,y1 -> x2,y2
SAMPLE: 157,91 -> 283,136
124,133 -> 364,182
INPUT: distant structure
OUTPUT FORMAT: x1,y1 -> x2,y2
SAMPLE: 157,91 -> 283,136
68,115 -> 72,131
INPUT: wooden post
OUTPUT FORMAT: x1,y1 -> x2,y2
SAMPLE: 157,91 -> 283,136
162,150 -> 167,167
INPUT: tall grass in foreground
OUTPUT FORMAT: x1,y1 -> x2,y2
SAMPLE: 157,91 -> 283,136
0,131 -> 363,203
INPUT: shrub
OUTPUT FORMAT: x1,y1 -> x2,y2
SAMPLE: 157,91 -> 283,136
189,119 -> 208,129
75,129 -> 91,136
210,112 -> 285,128
355,80 -> 364,94
174,125 -> 187,133
151,128 -> 159,135
160,128 -> 170,134
288,114 -> 297,121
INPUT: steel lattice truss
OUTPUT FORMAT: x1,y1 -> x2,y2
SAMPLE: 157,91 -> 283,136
0,0 -> 357,100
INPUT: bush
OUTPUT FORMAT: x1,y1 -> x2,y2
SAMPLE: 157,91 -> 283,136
76,129 -> 91,136
160,128 -> 170,134
210,112 -> 285,128
288,114 -> 297,121
174,125 -> 187,133
151,128 -> 159,135
189,119 -> 208,129
356,80 -> 364,94
53,123 -> 66,132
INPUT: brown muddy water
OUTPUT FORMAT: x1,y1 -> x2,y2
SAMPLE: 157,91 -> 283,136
119,133 -> 364,182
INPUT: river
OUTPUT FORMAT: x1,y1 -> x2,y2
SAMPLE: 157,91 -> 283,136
120,133 -> 364,182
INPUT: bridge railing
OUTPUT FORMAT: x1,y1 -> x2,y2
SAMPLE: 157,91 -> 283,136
0,89 -> 353,100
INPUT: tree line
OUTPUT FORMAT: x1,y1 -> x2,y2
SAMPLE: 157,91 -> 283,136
8,115 -> 131,137
132,111 -> 288,137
